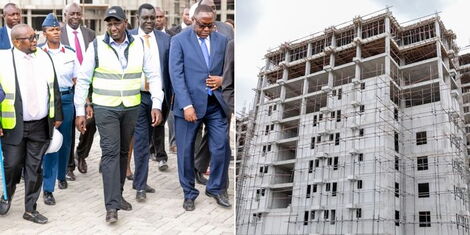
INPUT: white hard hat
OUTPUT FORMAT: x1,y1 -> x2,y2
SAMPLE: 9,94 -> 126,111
46,128 -> 63,154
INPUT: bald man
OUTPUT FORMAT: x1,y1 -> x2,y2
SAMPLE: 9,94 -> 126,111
0,3 -> 21,49
0,24 -> 63,224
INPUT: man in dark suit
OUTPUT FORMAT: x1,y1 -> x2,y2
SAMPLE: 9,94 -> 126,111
0,24 -> 63,224
0,3 -> 21,49
222,40 -> 234,115
60,2 -> 96,180
192,0 -> 234,186
129,3 -> 171,201
167,8 -> 192,37
170,5 -> 230,211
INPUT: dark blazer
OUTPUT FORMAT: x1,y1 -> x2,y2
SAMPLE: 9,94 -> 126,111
129,29 -> 172,111
0,26 -> 12,49
2,48 -> 63,145
222,40 -> 234,115
169,29 -> 229,119
167,25 -> 182,37
60,25 -> 96,50
215,21 -> 234,40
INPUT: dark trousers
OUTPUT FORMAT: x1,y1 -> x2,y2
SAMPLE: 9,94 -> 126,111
75,112 -> 97,160
133,92 -> 153,190
2,118 -> 49,212
94,105 -> 138,210
175,96 -> 230,200
149,99 -> 169,162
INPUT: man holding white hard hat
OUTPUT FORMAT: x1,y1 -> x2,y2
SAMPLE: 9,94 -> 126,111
0,23 -> 63,224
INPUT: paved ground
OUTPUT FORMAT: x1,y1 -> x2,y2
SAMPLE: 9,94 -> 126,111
0,125 -> 235,234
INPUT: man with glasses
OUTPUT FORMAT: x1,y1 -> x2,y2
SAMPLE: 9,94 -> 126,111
0,24 -> 63,224
0,3 -> 21,49
60,2 -> 96,181
74,6 -> 163,223
170,4 -> 230,211
128,3 -> 171,202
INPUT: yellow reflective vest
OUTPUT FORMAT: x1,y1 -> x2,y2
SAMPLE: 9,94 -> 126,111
0,49 -> 55,129
92,35 -> 144,107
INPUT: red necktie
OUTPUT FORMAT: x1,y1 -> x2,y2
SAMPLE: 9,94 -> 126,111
73,30 -> 83,64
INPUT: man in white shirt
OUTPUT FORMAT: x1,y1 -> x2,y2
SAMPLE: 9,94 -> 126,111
155,7 -> 169,34
0,3 -> 21,49
129,3 -> 172,202
0,24 -> 63,224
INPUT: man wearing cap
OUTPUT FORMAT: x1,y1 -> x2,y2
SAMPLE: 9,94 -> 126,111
39,13 -> 80,206
170,4 -> 230,211
74,6 -> 163,223
0,3 -> 21,49
129,3 -> 171,202
0,23 -> 63,224
61,2 -> 96,180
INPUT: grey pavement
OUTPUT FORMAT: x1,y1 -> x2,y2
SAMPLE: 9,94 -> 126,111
0,124 -> 235,235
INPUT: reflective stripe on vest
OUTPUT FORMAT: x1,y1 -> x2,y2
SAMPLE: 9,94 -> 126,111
91,36 -> 144,107
0,49 -> 55,129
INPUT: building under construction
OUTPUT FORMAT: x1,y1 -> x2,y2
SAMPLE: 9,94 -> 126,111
236,9 -> 470,235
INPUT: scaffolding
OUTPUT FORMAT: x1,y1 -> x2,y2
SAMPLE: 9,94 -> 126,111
236,8 -> 470,235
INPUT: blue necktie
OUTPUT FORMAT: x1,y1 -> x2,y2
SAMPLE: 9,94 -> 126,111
199,38 -> 213,96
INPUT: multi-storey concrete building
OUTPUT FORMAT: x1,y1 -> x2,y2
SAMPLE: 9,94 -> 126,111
237,9 -> 470,235
0,0 -> 233,34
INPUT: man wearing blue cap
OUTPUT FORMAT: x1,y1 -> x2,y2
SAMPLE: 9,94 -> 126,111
39,13 -> 80,206
74,6 -> 164,223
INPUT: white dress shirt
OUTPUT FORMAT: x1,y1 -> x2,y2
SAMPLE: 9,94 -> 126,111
40,43 -> 79,89
181,22 -> 188,30
14,48 -> 49,121
137,28 -> 162,90
66,24 -> 86,54
74,34 -> 164,116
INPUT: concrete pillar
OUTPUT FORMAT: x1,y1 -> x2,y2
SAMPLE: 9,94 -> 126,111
27,9 -> 32,26
305,43 -> 312,75
384,16 -> 391,77
221,0 -> 227,22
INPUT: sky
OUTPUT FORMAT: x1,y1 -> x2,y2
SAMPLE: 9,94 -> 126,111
235,0 -> 470,115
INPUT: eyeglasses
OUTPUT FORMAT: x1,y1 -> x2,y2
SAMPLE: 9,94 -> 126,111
16,34 -> 39,42
196,20 -> 214,29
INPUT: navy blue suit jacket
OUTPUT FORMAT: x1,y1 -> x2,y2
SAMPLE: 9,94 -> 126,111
129,29 -> 172,109
169,29 -> 229,119
0,26 -> 12,49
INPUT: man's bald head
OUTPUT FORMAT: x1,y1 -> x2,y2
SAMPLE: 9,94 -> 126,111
11,24 -> 37,54
3,3 -> 21,28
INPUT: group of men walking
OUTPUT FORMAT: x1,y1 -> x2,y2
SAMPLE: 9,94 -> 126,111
0,0 -> 234,224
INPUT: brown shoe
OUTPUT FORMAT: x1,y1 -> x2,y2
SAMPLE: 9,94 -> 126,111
66,170 -> 76,181
77,158 -> 87,174
170,146 -> 177,153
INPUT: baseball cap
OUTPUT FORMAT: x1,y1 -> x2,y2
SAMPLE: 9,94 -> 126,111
104,6 -> 126,22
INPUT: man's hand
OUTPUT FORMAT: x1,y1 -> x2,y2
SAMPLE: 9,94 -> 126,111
75,116 -> 86,134
85,105 -> 94,119
54,121 -> 62,128
151,108 -> 162,127
184,107 -> 197,122
206,75 -> 223,91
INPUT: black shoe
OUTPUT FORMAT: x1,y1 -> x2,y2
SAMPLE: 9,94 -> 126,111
23,211 -> 48,224
0,197 -> 11,215
195,169 -> 208,185
126,173 -> 134,181
205,190 -> 231,208
43,192 -> 56,205
58,180 -> 68,189
66,170 -> 76,181
136,190 -> 146,202
183,199 -> 195,211
105,209 -> 118,223
132,184 -> 155,193
158,160 -> 168,171
120,197 -> 132,211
